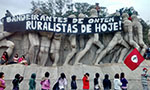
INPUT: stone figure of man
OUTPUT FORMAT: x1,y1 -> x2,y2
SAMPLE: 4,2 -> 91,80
28,8 -> 53,66
27,32 -> 40,64
50,33 -> 62,66
122,13 -> 140,50
131,14 -> 147,56
74,9 -> 104,65
0,24 -> 14,57
63,14 -> 77,65
38,32 -> 53,66
94,12 -> 130,65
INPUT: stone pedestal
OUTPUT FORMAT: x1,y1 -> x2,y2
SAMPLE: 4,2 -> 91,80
0,60 -> 150,90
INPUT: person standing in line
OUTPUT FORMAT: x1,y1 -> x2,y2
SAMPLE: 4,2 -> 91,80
71,75 -> 77,90
94,73 -> 100,90
120,72 -> 128,90
12,74 -> 24,90
0,72 -> 6,90
29,73 -> 36,90
114,73 -> 122,90
103,74 -> 111,90
141,68 -> 150,90
58,73 -> 67,90
41,72 -> 50,90
82,73 -> 90,90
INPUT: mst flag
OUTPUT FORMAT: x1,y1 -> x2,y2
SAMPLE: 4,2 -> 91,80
124,48 -> 145,71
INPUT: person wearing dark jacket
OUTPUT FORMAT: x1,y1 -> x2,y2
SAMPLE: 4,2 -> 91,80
71,75 -> 77,90
94,73 -> 100,90
29,73 -> 36,90
103,74 -> 111,90
12,74 -> 24,90
120,72 -> 128,90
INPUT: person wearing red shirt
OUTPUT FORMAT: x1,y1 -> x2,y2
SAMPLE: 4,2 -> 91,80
82,73 -> 90,90
0,51 -> 8,65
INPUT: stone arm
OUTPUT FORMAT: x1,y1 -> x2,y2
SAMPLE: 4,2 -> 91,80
63,35 -> 76,65
69,35 -> 76,48
126,22 -> 134,44
94,34 -> 99,43
0,31 -> 13,40
123,20 -> 140,50
137,22 -> 145,46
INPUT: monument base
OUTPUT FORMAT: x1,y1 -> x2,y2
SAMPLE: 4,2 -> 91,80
0,60 -> 150,90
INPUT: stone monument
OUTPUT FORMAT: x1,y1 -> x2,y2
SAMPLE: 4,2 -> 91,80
0,8 -> 148,66
0,8 -> 149,90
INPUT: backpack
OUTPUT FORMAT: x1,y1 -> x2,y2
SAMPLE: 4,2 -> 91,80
52,81 -> 59,90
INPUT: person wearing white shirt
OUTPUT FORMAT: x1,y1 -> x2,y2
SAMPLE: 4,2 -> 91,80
58,73 -> 67,90
114,73 -> 122,90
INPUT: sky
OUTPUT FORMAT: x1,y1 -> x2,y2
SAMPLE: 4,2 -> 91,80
0,0 -> 150,23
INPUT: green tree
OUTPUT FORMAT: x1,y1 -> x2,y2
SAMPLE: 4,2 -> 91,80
63,2 -> 94,17
31,0 -> 72,17
140,18 -> 150,45
31,1 -> 54,16
74,3 -> 91,14
31,1 -> 108,17
55,0 -> 70,16
118,7 -> 138,16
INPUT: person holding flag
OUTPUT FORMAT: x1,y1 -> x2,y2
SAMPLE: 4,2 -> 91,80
141,68 -> 150,90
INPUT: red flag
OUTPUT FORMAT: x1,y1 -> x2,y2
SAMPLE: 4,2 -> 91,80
124,48 -> 145,71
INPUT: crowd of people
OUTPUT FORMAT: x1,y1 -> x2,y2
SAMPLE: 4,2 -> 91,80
0,51 -> 28,65
0,68 -> 150,90
0,71 -> 128,90
0,52 -> 149,90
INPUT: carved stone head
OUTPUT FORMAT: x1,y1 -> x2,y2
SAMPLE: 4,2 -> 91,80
122,13 -> 129,19
90,8 -> 98,17
131,14 -> 138,21
68,14 -> 76,18
115,11 -> 120,16
78,13 -> 85,18
32,8 -> 43,14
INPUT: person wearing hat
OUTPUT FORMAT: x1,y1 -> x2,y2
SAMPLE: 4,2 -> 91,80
141,68 -> 150,90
